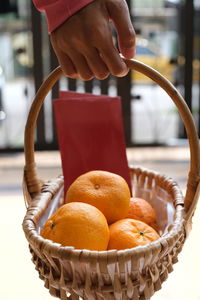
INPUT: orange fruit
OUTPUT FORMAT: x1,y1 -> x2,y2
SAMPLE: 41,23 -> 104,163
127,197 -> 158,231
65,170 -> 131,224
41,202 -> 109,251
108,218 -> 160,250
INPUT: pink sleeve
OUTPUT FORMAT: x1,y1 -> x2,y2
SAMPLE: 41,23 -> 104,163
33,0 -> 94,33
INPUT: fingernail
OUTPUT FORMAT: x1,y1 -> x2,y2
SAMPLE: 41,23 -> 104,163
71,74 -> 80,79
118,64 -> 129,77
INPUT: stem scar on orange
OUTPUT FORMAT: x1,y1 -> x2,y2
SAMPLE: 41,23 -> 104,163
108,218 -> 160,250
65,170 -> 131,224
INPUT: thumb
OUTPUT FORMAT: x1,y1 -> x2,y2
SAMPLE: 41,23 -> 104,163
107,0 -> 136,58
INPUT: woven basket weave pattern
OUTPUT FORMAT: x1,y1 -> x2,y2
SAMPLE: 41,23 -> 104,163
22,59 -> 200,300
24,167 -> 185,300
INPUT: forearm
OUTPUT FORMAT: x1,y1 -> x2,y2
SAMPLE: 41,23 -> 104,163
33,0 -> 94,33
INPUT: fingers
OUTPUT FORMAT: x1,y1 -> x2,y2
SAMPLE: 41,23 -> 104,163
52,39 -> 93,80
52,47 -> 79,79
100,44 -> 129,77
93,19 -> 129,77
84,48 -> 109,80
107,0 -> 136,58
82,28 -> 128,78
50,0 -> 135,80
68,51 -> 94,81
53,45 -> 109,80
53,38 -> 128,80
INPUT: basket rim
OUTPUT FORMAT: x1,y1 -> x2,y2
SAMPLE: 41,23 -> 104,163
23,166 -> 186,262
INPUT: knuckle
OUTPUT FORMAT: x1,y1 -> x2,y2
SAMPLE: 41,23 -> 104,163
90,23 -> 109,45
57,33 -> 83,50
99,46 -> 112,58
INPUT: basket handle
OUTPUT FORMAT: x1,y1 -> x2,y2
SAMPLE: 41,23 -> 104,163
24,59 -> 200,219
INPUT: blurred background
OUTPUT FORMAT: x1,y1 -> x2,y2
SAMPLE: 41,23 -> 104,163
0,0 -> 200,300
0,0 -> 199,149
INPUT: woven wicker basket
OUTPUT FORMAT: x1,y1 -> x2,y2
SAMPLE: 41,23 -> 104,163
22,59 -> 200,300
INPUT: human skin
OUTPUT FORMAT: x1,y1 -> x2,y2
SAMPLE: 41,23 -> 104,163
50,0 -> 136,80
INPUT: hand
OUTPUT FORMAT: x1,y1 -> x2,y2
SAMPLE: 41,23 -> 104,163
50,0 -> 135,80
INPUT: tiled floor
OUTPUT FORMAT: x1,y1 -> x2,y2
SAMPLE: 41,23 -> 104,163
0,147 -> 200,300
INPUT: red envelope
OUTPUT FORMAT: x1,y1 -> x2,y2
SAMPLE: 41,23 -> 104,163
53,91 -> 131,194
